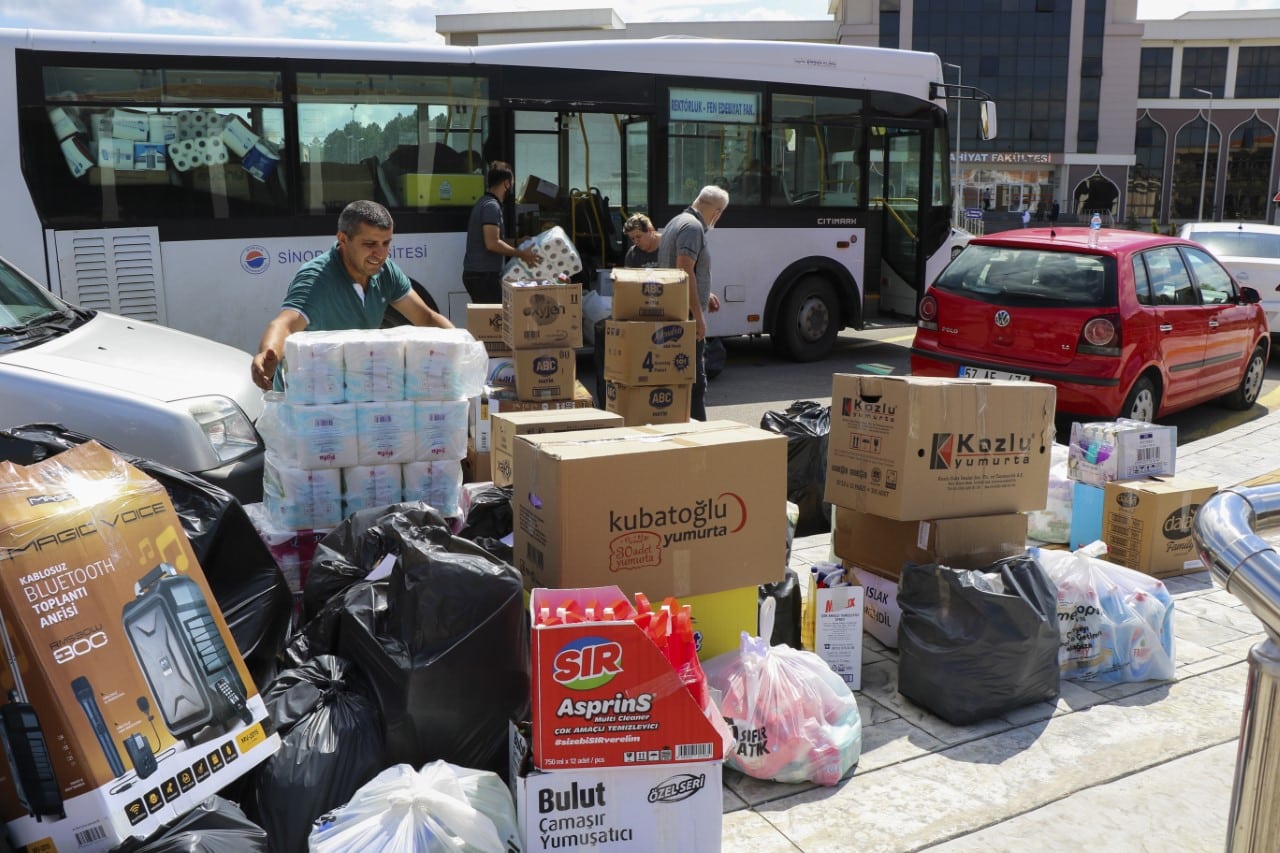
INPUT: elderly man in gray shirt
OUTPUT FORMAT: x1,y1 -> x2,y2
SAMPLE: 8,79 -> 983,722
657,185 -> 728,420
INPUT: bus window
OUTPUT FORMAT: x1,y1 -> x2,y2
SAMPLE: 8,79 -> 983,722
666,87 -> 761,205
295,72 -> 490,214
769,93 -> 862,208
29,65 -> 287,223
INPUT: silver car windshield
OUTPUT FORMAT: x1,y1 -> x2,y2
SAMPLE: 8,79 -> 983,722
933,245 -> 1116,307
0,258 -> 67,329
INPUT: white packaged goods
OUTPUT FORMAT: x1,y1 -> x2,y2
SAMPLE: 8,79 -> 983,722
413,400 -> 470,461
342,464 -> 403,516
259,394 -> 359,469
355,400 -> 416,465
284,331 -> 347,404
264,456 -> 343,530
1028,442 -> 1073,543
403,460 -> 464,517
1068,419 -> 1176,487
397,327 -> 489,400
148,113 -> 177,144
344,335 -> 406,403
500,225 -> 583,283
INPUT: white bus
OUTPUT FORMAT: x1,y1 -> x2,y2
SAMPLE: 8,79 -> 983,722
4,29 -> 982,360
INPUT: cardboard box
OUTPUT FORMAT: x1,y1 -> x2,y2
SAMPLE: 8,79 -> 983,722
466,303 -> 509,354
845,563 -> 901,648
514,347 -> 577,402
469,382 -> 596,454
685,585 -> 758,662
814,583 -> 865,690
1069,420 -> 1177,487
503,281 -> 583,349
831,507 -> 1028,580
133,142 -> 167,171
1102,475 -> 1217,577
610,269 -> 690,321
510,725 -> 721,853
464,446 -> 491,484
398,172 -> 484,207
518,174 -> 562,209
603,320 -> 696,386
825,375 -> 1056,521
0,442 -> 279,852
604,380 -> 691,427
514,421 -> 786,599
491,409 -> 623,487
528,586 -> 725,769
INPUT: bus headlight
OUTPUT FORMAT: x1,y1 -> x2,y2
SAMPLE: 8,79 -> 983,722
182,396 -> 261,464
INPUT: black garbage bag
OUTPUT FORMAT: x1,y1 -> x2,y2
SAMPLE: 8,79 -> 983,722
0,424 -> 291,691
111,796 -> 268,852
249,656 -> 385,853
758,568 -> 802,648
897,555 -> 1061,725
307,518 -> 528,773
759,402 -> 830,536
456,483 -> 514,542
303,502 -> 451,621
279,585 -> 353,670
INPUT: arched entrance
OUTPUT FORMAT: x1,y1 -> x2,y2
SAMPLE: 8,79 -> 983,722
1073,173 -> 1119,223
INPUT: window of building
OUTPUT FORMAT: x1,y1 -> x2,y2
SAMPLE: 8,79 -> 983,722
1138,48 -> 1173,99
1180,47 -> 1227,99
1129,115 -> 1165,224
879,0 -> 900,50
1171,117 -> 1219,221
1235,46 -> 1280,99
1225,116 -> 1274,221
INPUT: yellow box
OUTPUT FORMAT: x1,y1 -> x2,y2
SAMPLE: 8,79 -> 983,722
684,585 -> 760,661
399,172 -> 484,207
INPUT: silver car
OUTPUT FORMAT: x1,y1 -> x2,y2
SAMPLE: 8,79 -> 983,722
1180,221 -> 1280,331
0,254 -> 265,501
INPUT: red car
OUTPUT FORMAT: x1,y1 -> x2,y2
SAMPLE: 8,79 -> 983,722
910,228 -> 1270,420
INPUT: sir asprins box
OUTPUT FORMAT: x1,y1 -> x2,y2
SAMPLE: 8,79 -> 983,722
513,421 -> 786,598
825,375 -> 1056,521
0,442 -> 278,852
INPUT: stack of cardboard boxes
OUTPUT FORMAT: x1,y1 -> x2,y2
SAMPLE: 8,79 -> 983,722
1067,420 -> 1216,578
603,269 -> 695,426
824,375 -> 1058,648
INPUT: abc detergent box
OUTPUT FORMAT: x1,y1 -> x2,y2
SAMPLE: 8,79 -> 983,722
0,442 -> 278,852
528,586 -> 725,770
824,374 -> 1057,521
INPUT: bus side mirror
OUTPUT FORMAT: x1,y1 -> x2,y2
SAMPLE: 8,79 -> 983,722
979,101 -> 998,140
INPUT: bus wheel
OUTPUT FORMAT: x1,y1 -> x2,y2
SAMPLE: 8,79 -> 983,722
773,275 -> 839,362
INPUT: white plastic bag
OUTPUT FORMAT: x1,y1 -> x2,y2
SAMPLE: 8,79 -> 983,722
308,761 -> 519,853
1027,443 -> 1072,543
703,601 -> 861,785
1032,542 -> 1176,683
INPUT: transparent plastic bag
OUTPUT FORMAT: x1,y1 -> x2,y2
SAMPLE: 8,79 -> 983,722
308,761 -> 518,853
703,601 -> 861,785
1033,541 -> 1176,683
1027,443 -> 1072,543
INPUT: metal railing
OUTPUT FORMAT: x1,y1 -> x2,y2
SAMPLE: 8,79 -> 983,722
1192,482 -> 1280,853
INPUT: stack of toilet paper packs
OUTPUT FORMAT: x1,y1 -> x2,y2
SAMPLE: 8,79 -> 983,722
259,327 -> 487,530
500,225 -> 583,283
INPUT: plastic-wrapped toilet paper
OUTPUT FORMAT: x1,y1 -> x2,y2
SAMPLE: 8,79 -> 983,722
167,140 -> 194,172
48,106 -> 84,142
284,331 -> 347,404
242,140 -> 280,182
220,116 -> 260,157
344,334 -> 405,402
355,400 -> 415,465
403,460 -> 464,518
59,136 -> 94,178
264,455 -> 343,530
398,327 -> 488,401
341,464 -> 403,517
501,225 -> 583,283
264,399 -> 358,469
110,108 -> 150,142
148,114 -> 177,144
413,400 -> 470,461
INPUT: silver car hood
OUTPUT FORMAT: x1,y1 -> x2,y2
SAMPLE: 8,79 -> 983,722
1,311 -> 264,419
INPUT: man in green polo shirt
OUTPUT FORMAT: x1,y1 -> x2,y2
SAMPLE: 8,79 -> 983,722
251,200 -> 452,390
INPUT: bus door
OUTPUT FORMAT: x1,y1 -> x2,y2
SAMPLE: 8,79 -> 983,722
866,121 -> 931,319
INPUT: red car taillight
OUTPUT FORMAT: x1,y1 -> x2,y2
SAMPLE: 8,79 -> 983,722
1078,314 -> 1121,356
918,293 -> 938,330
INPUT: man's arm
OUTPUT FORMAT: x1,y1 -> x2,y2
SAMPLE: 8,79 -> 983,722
675,255 -> 706,341
483,223 -> 539,266
391,290 -> 454,329
252,309 -> 307,391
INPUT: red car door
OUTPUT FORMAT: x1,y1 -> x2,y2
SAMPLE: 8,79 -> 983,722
1183,245 -> 1260,397
1140,246 -> 1212,411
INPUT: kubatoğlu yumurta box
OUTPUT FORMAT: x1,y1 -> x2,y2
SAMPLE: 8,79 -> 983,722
825,375 -> 1057,521
513,421 -> 786,599
0,442 -> 278,852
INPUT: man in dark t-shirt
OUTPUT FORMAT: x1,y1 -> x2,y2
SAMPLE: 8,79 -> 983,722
462,165 -> 539,303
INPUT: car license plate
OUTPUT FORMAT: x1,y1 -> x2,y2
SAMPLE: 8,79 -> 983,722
958,366 -> 1031,381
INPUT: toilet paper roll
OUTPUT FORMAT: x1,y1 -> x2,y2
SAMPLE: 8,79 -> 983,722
59,135 -> 94,179
343,334 -> 405,402
283,401 -> 359,469
341,464 -> 403,517
413,400 -> 469,462
284,331 -> 346,404
355,400 -> 415,466
402,460 -> 464,518
220,116 -> 260,157
167,140 -> 193,172
48,106 -> 82,142
400,327 -> 489,400
207,136 -> 229,165
264,456 -> 343,530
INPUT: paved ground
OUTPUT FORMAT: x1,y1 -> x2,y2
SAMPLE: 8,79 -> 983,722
717,402 -> 1280,852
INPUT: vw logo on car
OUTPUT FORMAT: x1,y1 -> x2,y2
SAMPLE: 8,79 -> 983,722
994,309 -> 1011,327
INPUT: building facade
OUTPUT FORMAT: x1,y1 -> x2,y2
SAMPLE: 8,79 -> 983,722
436,2 -> 1280,227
